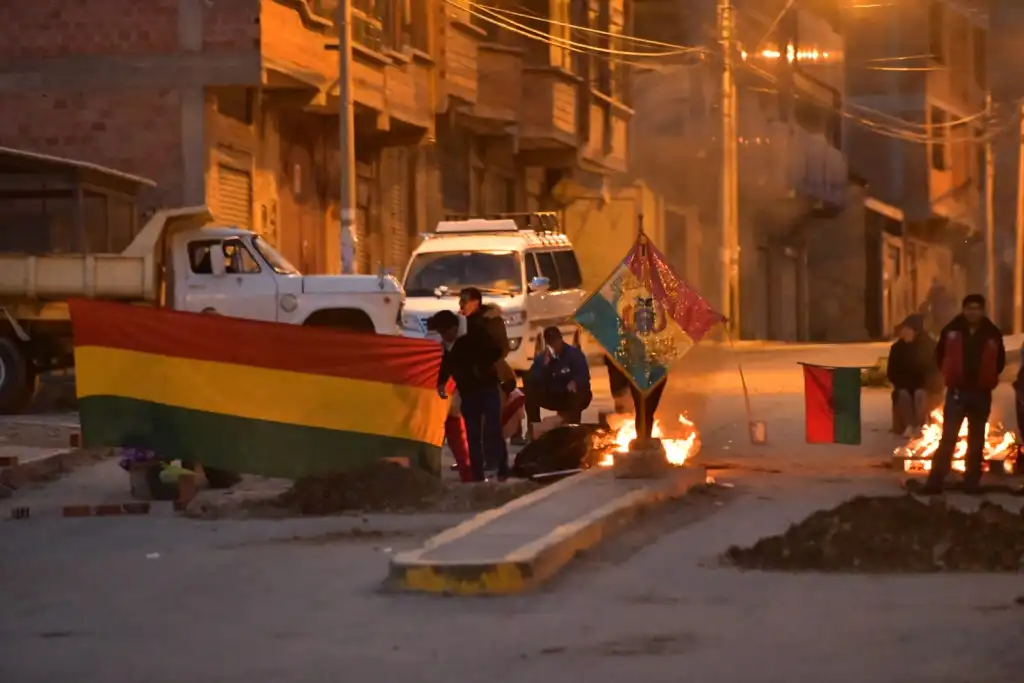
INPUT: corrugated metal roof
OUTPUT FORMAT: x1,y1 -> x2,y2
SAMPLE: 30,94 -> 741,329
0,146 -> 157,187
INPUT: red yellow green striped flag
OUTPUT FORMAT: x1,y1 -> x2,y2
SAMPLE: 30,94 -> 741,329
801,363 -> 863,445
69,300 -> 447,478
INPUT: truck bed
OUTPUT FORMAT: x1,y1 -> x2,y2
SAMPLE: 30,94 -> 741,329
0,252 -> 156,301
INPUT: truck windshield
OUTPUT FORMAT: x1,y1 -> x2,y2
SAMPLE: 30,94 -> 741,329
404,251 -> 522,297
252,236 -> 301,275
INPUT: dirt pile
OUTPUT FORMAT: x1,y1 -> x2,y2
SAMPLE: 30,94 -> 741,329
283,461 -> 539,514
725,495 -> 1024,572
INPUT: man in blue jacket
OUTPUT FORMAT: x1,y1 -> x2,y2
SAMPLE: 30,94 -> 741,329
524,326 -> 592,440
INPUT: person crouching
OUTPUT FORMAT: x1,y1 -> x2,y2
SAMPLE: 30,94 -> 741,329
524,327 -> 592,440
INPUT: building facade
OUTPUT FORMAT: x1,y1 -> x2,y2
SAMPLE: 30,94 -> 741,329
0,0 -> 631,278
843,0 -> 989,332
988,0 -> 1022,328
632,0 -> 854,340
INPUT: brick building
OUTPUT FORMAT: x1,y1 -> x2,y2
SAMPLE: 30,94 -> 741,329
0,0 -> 632,277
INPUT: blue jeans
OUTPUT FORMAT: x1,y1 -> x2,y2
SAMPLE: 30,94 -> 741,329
459,385 -> 508,480
926,388 -> 991,487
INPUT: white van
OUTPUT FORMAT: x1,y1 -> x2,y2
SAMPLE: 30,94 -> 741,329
400,214 -> 587,371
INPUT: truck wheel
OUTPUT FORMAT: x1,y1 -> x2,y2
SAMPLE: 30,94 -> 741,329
303,309 -> 376,334
0,337 -> 37,415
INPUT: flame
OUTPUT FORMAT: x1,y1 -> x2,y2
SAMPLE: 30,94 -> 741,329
898,408 -> 1017,473
599,414 -> 700,467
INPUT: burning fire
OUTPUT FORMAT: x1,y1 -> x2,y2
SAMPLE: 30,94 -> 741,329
897,408 -> 1017,473
599,414 -> 700,467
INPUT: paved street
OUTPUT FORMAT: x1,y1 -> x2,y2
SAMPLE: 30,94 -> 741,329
2,344 -> 1024,683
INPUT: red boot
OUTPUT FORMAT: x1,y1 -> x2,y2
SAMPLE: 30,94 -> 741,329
445,416 -> 474,483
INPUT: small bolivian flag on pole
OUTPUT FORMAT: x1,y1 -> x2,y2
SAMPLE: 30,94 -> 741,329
801,363 -> 863,445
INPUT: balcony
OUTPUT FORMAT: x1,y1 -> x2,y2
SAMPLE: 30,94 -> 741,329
751,122 -> 846,207
518,67 -> 582,155
258,0 -> 434,137
468,45 -> 523,127
443,9 -> 484,105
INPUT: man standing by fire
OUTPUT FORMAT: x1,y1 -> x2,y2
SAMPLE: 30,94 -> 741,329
920,294 -> 1005,495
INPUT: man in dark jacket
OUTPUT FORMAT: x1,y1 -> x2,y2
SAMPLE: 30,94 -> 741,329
524,327 -> 592,439
429,310 -> 508,481
459,287 -> 510,358
921,294 -> 1005,494
887,313 -> 940,436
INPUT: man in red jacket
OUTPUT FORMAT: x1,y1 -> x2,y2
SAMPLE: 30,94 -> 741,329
922,293 -> 1005,494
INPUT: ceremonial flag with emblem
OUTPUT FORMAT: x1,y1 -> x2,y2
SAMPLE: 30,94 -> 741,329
573,232 -> 725,395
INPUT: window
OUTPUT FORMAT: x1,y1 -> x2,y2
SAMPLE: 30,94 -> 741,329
552,250 -> 583,289
188,239 -> 261,275
216,88 -> 254,126
532,250 -> 561,289
525,252 -> 539,283
930,107 -> 948,171
403,251 -> 523,296
550,0 -> 571,70
253,236 -> 301,275
929,1 -> 944,63
503,178 -> 517,213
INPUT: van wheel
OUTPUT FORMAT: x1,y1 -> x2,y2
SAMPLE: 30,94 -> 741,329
0,337 -> 37,415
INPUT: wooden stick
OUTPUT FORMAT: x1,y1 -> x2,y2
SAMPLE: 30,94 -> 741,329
724,330 -> 754,434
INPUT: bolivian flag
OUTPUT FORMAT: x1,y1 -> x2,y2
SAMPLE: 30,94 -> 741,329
801,363 -> 862,445
69,300 -> 447,478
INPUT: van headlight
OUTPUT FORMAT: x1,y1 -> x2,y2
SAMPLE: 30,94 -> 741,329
503,310 -> 527,326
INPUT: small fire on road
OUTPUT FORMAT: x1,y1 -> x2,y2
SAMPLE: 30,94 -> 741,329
598,414 -> 700,467
896,408 -> 1017,473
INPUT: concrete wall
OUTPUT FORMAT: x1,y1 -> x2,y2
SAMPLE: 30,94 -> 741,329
806,184 -> 869,342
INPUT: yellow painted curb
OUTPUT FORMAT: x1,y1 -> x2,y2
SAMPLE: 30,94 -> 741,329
388,466 -> 706,595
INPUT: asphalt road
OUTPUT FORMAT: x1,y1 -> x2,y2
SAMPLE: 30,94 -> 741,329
2,345 -> 1024,683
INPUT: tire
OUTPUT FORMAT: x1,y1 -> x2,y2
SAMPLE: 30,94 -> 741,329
0,337 -> 37,415
303,309 -> 376,334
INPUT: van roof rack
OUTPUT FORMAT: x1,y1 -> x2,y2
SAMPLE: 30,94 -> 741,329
438,211 -> 562,234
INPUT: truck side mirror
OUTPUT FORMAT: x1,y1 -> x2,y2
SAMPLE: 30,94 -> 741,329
528,276 -> 550,293
209,244 -> 227,278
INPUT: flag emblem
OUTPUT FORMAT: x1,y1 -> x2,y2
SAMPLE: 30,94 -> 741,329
574,232 -> 725,394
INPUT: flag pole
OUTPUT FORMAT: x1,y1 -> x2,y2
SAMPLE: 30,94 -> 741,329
725,328 -> 755,436
636,390 -> 647,447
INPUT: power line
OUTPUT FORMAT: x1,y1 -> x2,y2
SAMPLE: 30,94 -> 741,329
456,0 -> 1021,145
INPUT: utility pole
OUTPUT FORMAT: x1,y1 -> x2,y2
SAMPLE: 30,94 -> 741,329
1014,103 -> 1024,333
337,0 -> 358,274
985,91 -> 996,314
719,0 -> 739,335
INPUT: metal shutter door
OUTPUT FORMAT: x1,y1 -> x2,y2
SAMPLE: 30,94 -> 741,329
218,165 -> 252,229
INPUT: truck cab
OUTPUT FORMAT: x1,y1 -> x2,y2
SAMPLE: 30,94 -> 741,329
168,226 -> 403,333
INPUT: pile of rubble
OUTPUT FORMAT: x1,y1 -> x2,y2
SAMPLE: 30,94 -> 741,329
724,496 -> 1024,572
283,461 -> 538,515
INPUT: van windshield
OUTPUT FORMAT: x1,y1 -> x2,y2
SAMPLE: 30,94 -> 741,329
404,251 -> 522,297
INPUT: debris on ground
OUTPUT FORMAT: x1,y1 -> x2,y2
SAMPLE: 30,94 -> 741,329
512,425 -> 614,478
724,495 -> 1024,572
283,461 -> 540,515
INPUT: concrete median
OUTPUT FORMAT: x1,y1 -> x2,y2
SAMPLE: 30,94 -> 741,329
388,465 -> 706,596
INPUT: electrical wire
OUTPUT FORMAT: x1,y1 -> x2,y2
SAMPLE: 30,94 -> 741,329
472,2 -> 710,53
452,0 -> 702,58
454,0 -> 1020,145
